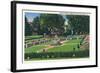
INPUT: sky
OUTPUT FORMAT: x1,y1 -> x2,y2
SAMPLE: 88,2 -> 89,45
25,12 -> 40,22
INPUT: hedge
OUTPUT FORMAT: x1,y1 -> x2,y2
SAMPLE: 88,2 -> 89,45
25,50 -> 89,60
25,35 -> 43,40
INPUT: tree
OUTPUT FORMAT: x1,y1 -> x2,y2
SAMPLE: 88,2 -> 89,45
25,16 -> 32,36
67,15 -> 89,35
32,17 -> 40,34
40,14 -> 65,35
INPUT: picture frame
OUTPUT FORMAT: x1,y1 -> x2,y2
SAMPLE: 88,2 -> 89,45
11,1 -> 98,72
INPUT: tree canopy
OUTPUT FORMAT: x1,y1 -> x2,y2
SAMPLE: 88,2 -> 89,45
25,16 -> 32,36
39,14 -> 65,35
32,17 -> 40,34
67,15 -> 89,35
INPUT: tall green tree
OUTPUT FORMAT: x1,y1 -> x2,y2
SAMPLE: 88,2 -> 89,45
67,15 -> 89,35
32,17 -> 40,34
25,16 -> 32,36
40,14 -> 65,35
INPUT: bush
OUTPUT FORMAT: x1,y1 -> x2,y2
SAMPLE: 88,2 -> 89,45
25,35 -> 43,40
25,50 -> 89,60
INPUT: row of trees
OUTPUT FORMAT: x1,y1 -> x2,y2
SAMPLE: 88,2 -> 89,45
25,14 -> 89,36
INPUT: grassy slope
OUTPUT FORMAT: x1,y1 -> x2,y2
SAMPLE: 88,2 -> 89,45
25,45 -> 46,53
25,35 -> 43,40
47,39 -> 81,52
25,39 -> 81,53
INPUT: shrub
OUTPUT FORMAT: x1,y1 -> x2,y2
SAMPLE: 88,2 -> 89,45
25,50 -> 89,60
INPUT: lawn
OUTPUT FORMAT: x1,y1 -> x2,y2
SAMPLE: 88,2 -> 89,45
24,38 -> 90,60
47,39 -> 81,52
25,39 -> 82,53
25,45 -> 46,53
25,35 -> 43,40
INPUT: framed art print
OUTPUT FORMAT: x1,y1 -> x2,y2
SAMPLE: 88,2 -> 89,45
11,1 -> 98,72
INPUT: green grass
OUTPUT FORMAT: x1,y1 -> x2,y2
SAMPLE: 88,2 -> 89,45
66,39 -> 81,43
25,35 -> 43,40
24,38 -> 90,61
25,39 -> 81,53
47,39 -> 81,52
25,45 -> 46,53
